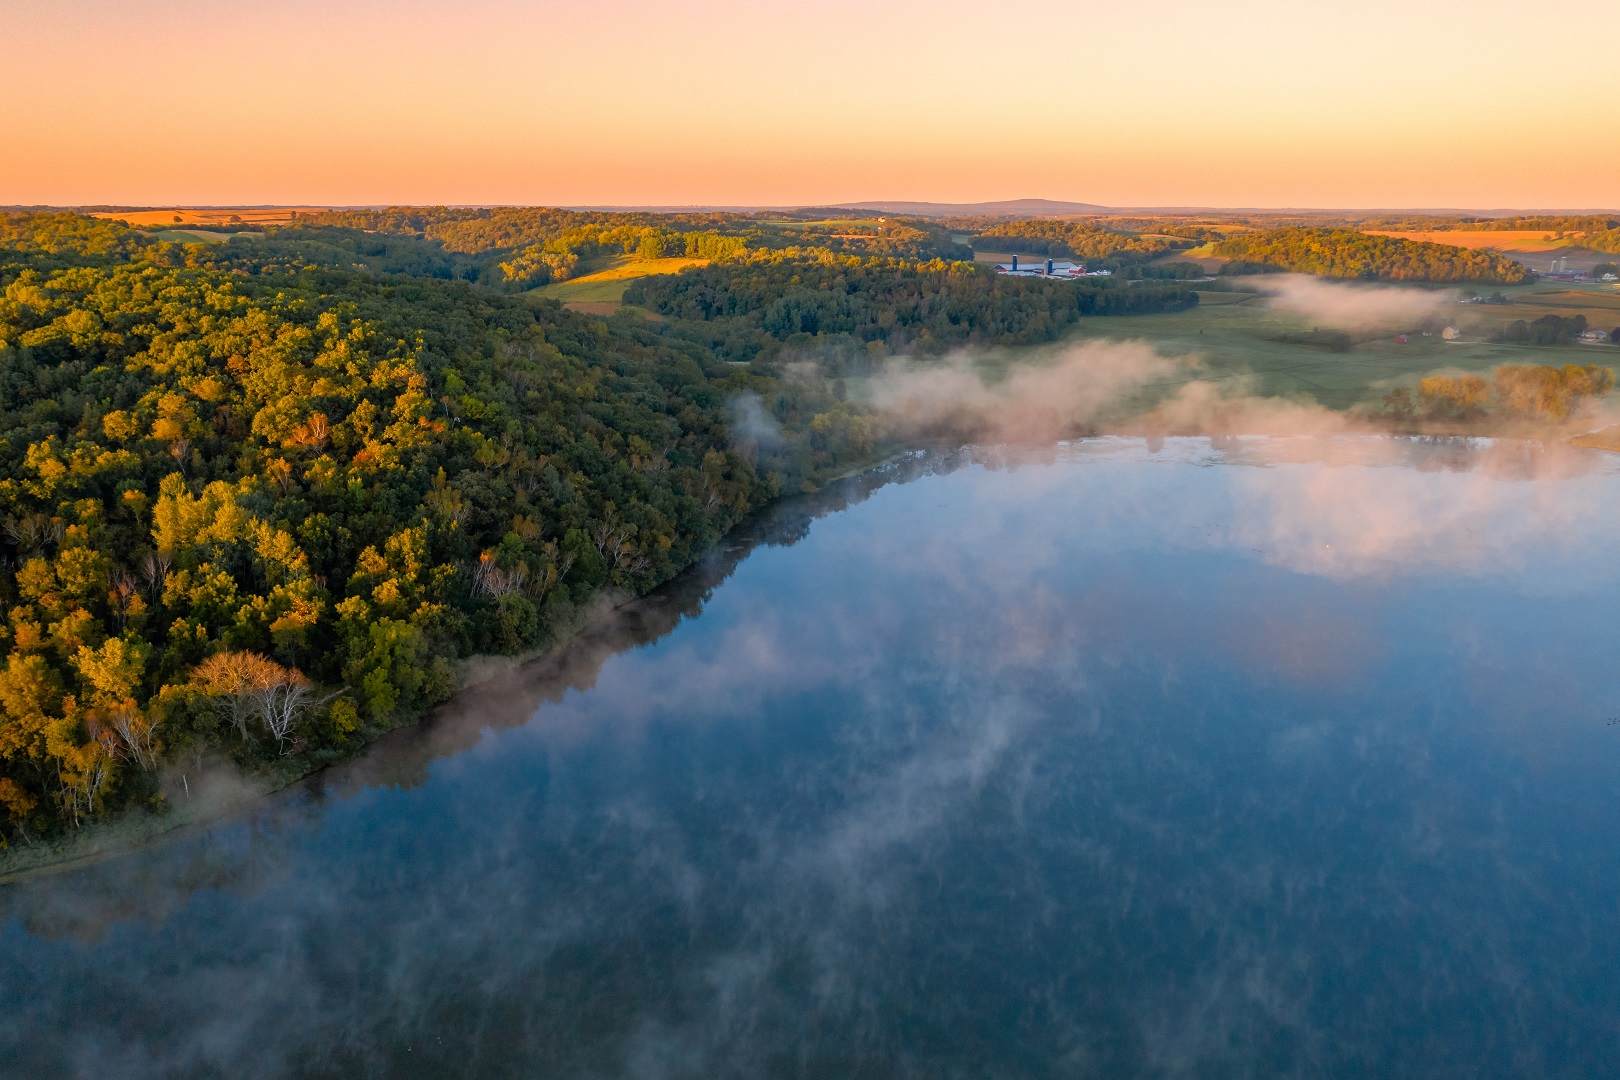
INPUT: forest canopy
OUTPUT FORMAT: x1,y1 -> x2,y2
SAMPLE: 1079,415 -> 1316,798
968,220 -> 1190,262
0,208 -> 1198,844
0,211 -> 873,843
625,255 -> 1199,363
1213,228 -> 1531,284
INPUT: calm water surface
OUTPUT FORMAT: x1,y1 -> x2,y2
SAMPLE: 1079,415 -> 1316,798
5,437 -> 1620,1079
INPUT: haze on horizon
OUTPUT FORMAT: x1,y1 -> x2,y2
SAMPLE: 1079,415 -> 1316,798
2,0 -> 1617,210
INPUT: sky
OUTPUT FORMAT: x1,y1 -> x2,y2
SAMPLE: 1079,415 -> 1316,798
2,0 -> 1617,210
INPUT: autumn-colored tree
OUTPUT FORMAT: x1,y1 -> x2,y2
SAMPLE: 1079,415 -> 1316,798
1418,375 -> 1490,420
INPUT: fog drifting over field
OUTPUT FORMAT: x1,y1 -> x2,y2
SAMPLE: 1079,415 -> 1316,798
864,339 -> 1360,440
1253,274 -> 1454,329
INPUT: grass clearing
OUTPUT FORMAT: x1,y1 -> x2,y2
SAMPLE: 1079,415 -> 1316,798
145,229 -> 239,244
1060,287 -> 1620,410
1469,284 -> 1620,326
532,256 -> 708,306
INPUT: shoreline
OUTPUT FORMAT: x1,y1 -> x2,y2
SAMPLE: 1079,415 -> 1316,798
4,429 -> 1612,883
0,449 -> 916,885
0,595 -> 628,885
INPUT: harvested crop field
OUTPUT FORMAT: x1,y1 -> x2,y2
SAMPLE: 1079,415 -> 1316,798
92,208 -> 332,226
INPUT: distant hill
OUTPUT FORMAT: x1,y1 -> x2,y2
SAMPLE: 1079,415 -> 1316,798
848,198 -> 1113,219
1212,227 -> 1531,284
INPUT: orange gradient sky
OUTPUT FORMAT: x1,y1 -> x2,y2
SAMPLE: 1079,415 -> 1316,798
3,0 -> 1617,210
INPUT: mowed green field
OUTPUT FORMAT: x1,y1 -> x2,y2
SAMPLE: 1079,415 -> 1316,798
145,229 -> 239,244
1478,285 -> 1620,328
531,255 -> 707,307
1063,285 -> 1620,411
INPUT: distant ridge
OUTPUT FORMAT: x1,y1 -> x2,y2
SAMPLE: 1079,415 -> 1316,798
7,202 -> 1616,219
843,201 -> 1620,219
847,198 -> 1111,218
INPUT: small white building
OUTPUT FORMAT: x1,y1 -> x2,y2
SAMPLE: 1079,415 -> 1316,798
1577,328 -> 1612,344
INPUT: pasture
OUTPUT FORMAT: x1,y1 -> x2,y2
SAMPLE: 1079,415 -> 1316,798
1060,285 -> 1620,411
144,228 -> 237,244
531,255 -> 707,309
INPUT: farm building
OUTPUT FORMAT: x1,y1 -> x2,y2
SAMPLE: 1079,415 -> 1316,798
993,255 -> 1110,279
1578,329 -> 1612,344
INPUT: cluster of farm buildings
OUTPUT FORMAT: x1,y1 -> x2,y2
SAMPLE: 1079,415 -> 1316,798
1538,257 -> 1618,283
993,256 -> 1112,279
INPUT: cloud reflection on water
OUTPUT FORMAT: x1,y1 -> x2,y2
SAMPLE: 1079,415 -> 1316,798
3,437 -> 1620,1079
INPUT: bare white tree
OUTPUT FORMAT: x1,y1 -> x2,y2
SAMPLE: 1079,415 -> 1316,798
104,705 -> 159,772
472,551 -> 528,599
256,679 -> 326,750
139,552 -> 172,600
59,755 -> 111,828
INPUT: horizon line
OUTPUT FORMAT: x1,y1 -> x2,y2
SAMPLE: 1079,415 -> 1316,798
7,201 -> 1619,217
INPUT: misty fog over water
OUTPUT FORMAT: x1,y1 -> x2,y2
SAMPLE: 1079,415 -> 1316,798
5,437 -> 1620,1079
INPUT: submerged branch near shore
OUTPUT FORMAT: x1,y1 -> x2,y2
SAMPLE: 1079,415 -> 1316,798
1571,425 -> 1620,453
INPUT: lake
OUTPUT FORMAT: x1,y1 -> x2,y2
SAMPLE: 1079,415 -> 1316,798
5,437 -> 1620,1079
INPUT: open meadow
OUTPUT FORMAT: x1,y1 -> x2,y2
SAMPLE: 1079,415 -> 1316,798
530,254 -> 707,311
142,228 -> 237,244
1039,284 -> 1620,412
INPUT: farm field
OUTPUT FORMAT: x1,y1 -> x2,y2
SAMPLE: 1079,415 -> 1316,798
1163,241 -> 1227,271
1052,286 -> 1620,411
838,280 -> 1619,417
91,207 -> 330,226
531,255 -> 707,308
1367,230 -> 1615,272
144,228 -> 238,244
1480,284 -> 1620,325
1368,230 -> 1584,252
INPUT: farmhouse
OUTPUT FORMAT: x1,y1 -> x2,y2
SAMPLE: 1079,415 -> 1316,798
994,255 -> 1111,279
1578,329 -> 1612,344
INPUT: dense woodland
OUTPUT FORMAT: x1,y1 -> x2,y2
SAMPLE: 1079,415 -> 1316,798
1214,228 -> 1531,283
292,206 -> 971,286
625,255 -> 1199,364
0,208 -> 1202,843
0,212 -> 876,843
967,219 -> 1191,263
